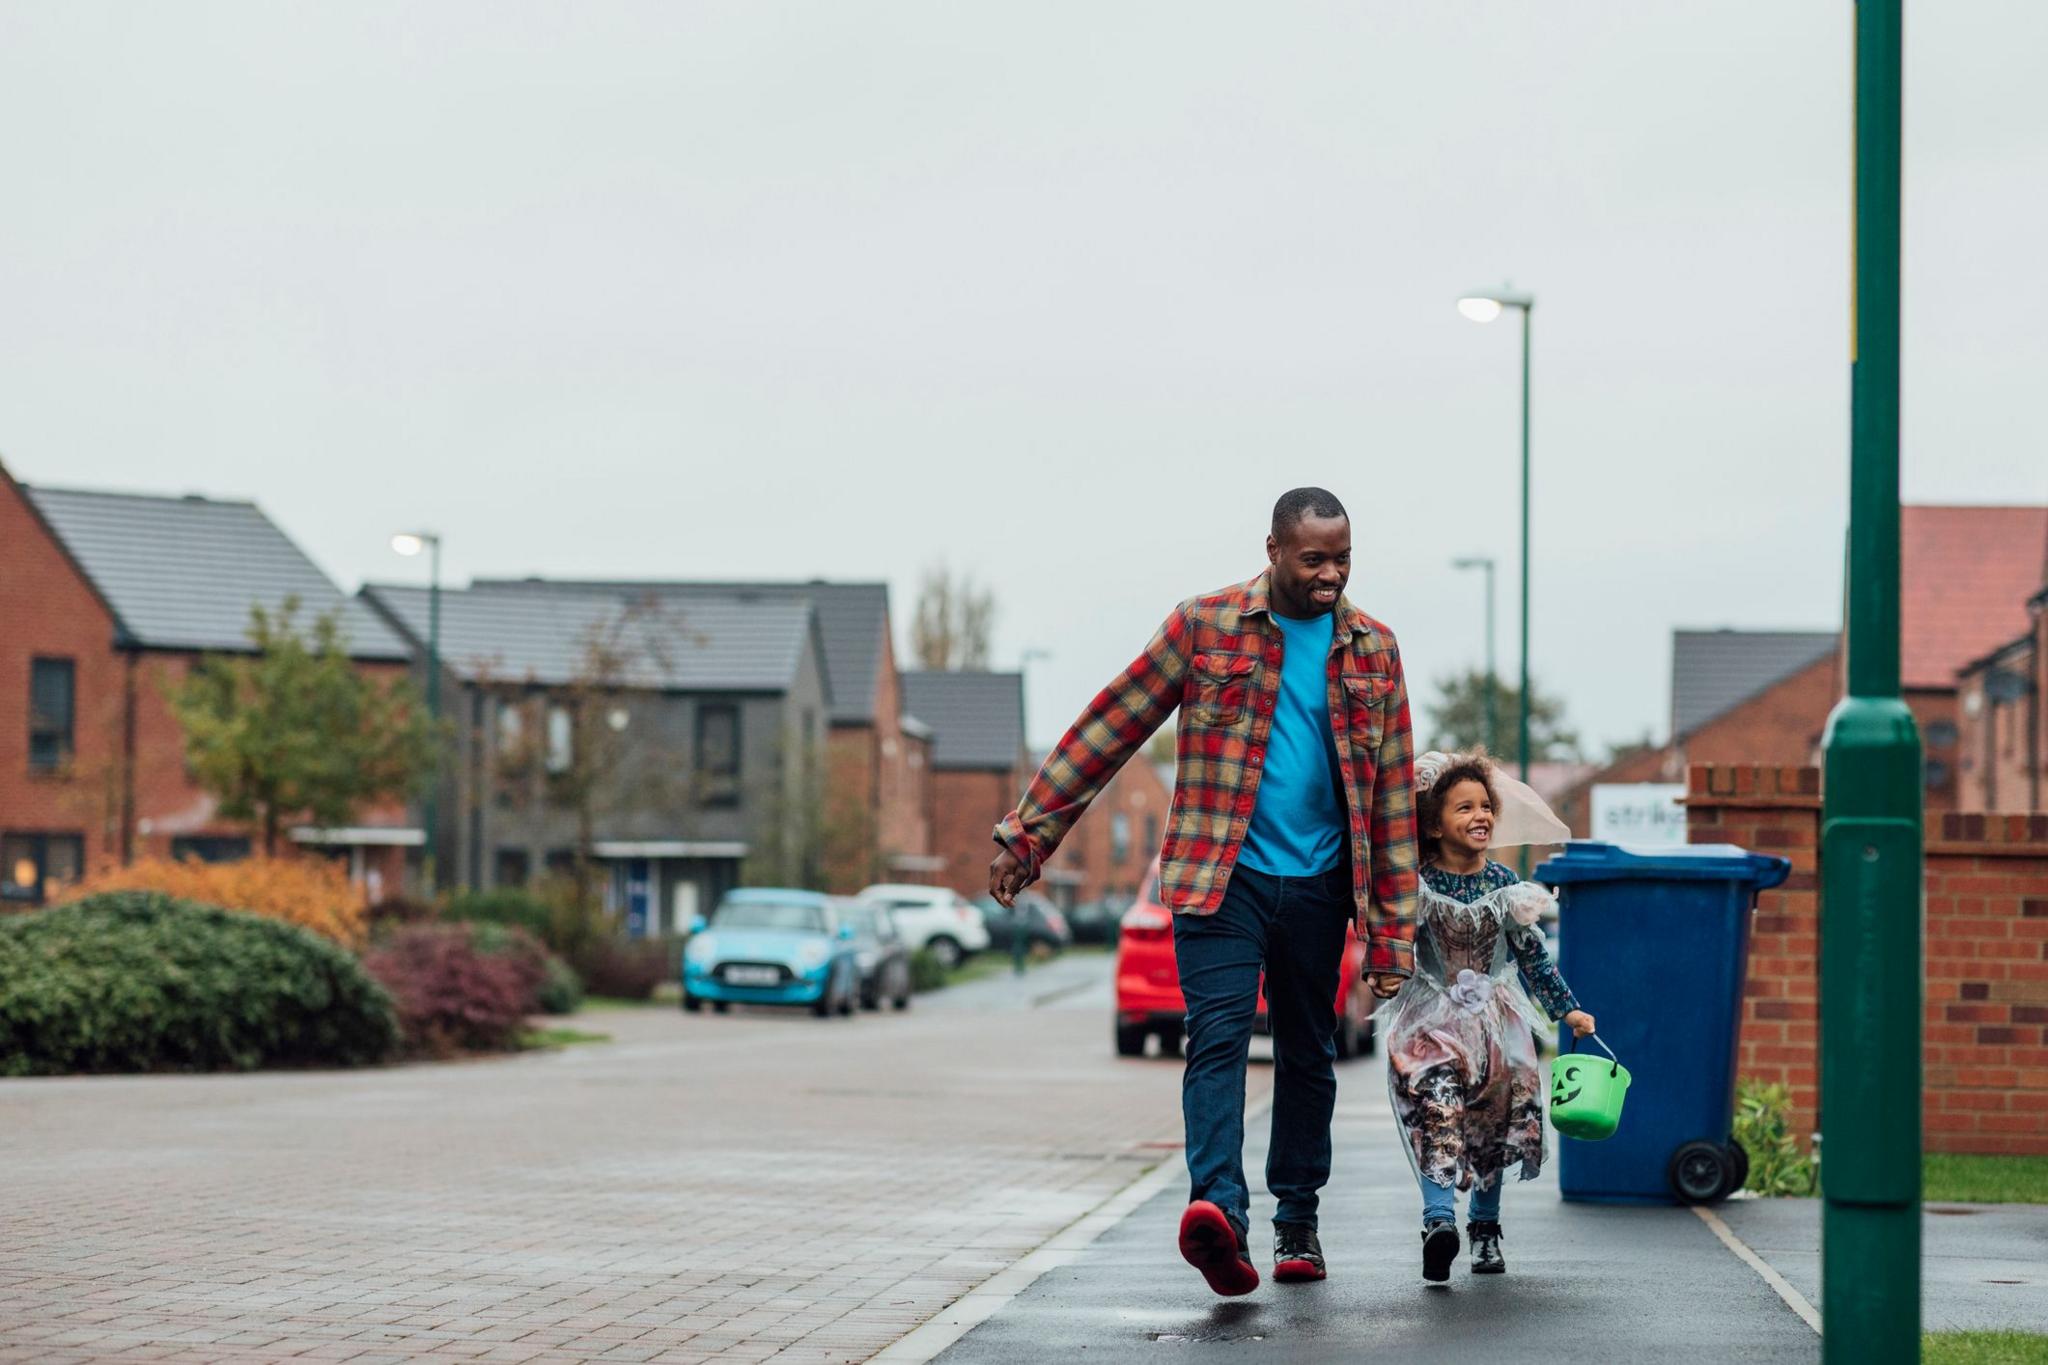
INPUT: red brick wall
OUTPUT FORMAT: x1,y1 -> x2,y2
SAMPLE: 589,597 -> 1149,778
1687,763 -> 2048,1155
928,768 -> 1018,898
1686,649 -> 1839,768
0,470 -> 125,879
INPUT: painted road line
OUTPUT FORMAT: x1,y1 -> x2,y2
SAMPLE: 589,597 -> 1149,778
1690,1204 -> 1822,1335
871,1095 -> 1276,1365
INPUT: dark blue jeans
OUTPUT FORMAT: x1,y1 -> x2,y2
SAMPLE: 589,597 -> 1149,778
1172,861 -> 1350,1233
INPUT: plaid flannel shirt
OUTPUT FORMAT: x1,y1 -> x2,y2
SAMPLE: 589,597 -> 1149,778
994,570 -> 1419,977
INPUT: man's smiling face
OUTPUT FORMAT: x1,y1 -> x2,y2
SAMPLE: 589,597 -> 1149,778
1265,512 -> 1350,618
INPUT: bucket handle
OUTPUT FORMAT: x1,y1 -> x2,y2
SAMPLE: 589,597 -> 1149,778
1566,1031 -> 1620,1076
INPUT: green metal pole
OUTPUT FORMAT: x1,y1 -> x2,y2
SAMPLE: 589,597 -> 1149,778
1821,0 -> 1920,1358
1518,302 -> 1531,786
425,537 -> 442,894
1485,559 -> 1499,759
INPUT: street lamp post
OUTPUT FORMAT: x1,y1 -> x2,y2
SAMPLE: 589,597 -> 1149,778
1452,556 -> 1499,757
1456,289 -> 1535,784
391,532 -> 443,893
1821,1 -> 1920,1357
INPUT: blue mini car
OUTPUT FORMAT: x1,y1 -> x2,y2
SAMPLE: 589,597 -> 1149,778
682,889 -> 862,1017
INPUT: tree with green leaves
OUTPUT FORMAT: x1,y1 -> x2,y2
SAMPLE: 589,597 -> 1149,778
1423,668 -> 1583,765
169,599 -> 442,856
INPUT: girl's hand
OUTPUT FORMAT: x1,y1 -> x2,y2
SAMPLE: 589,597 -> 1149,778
1564,1010 -> 1596,1038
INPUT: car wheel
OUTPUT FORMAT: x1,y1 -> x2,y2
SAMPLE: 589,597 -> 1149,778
860,981 -> 880,1011
712,1001 -> 730,1015
837,972 -> 856,1016
1158,1026 -> 1184,1058
682,992 -> 703,1014
1116,1021 -> 1149,1057
927,936 -> 963,970
811,983 -> 834,1018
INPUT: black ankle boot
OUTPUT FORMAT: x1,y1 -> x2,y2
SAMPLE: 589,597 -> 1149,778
1420,1220 -> 1459,1283
1467,1219 -> 1505,1274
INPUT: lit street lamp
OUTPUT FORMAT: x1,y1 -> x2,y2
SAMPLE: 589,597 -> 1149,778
1456,287 -> 1535,787
1451,556 -> 1499,758
391,531 -> 443,891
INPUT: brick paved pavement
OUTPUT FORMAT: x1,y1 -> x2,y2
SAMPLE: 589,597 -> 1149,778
0,956 -> 1261,1364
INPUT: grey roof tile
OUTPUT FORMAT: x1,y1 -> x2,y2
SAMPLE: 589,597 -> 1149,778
364,582 -> 813,691
1671,629 -> 1838,738
470,578 -> 888,724
899,671 -> 1026,771
23,485 -> 409,659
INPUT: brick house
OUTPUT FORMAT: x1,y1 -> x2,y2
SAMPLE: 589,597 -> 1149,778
0,462 -> 417,905
1564,504 -> 2048,832
361,579 -> 832,932
898,671 -> 1028,898
1022,751 -> 1171,910
464,578 -> 936,893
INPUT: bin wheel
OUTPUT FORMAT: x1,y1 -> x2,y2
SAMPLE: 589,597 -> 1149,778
1668,1140 -> 1735,1204
1724,1138 -> 1751,1195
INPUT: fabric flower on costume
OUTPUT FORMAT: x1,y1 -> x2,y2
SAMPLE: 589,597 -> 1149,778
1504,883 -> 1556,927
1448,968 -> 1492,1015
1414,750 -> 1451,794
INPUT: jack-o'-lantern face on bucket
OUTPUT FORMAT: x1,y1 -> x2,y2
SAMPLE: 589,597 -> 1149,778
1552,1064 -> 1583,1107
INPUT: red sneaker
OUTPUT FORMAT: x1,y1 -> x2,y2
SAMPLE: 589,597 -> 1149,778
1178,1201 -> 1260,1297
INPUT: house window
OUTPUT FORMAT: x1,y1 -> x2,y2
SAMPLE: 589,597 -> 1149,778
170,836 -> 252,864
697,703 -> 741,808
1,832 -> 84,905
494,847 -> 531,887
1111,812 -> 1131,866
28,658 -> 75,773
546,704 -> 573,774
497,698 -> 526,753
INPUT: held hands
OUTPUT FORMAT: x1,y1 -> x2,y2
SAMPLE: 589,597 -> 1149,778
1366,972 -> 1405,1000
1563,1009 -> 1597,1038
987,848 -> 1034,908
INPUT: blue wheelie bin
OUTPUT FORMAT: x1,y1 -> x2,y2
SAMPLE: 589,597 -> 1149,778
1533,841 -> 1791,1205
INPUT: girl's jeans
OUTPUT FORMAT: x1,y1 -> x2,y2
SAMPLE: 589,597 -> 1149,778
1420,1171 -> 1502,1225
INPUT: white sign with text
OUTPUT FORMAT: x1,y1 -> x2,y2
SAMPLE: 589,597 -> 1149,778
1590,783 -> 1688,845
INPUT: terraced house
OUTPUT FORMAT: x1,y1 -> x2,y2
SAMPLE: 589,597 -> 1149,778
0,461 -> 417,904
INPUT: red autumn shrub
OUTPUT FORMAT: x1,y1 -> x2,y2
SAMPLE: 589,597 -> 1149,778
361,924 -> 548,1057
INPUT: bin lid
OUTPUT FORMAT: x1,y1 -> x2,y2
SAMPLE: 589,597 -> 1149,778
1534,840 -> 1791,890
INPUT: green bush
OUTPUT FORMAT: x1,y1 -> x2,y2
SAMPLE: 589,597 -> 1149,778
442,888 -> 553,940
1733,1079 -> 1819,1196
537,954 -> 584,1015
909,948 -> 948,993
0,891 -> 398,1075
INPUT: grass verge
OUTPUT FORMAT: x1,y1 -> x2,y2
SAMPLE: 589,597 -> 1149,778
1924,1332 -> 2048,1364
1924,1153 -> 2048,1205
519,1026 -> 612,1049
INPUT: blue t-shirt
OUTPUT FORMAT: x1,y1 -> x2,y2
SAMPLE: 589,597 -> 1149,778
1238,610 -> 1345,877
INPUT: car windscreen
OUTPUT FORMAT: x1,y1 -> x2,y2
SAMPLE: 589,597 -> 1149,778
712,901 -> 827,933
837,905 -> 876,934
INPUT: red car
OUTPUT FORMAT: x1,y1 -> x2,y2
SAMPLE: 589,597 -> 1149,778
1114,859 -> 1375,1060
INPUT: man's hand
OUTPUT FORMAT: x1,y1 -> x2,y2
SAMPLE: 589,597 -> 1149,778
1366,972 -> 1405,1000
988,848 -> 1034,907
1563,1009 -> 1597,1038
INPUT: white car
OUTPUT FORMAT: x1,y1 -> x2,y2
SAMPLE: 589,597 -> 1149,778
856,883 -> 990,969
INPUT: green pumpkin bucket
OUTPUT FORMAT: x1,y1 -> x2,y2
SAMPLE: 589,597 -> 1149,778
1550,1034 -> 1629,1141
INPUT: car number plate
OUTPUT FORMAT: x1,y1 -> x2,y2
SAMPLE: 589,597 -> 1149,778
723,965 -> 781,986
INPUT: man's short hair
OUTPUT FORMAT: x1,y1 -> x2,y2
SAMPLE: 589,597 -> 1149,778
1272,487 -> 1349,540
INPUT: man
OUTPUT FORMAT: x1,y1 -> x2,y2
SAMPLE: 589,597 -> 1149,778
989,486 -> 1418,1297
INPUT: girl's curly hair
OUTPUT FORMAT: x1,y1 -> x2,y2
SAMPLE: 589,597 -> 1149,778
1417,751 -> 1500,865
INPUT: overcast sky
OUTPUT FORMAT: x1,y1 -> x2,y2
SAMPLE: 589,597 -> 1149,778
4,3 -> 2044,752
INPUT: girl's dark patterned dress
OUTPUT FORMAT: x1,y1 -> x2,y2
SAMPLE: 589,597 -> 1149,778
1381,860 -> 1581,1194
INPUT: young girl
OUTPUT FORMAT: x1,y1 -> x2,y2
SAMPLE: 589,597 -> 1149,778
1380,750 -> 1598,1283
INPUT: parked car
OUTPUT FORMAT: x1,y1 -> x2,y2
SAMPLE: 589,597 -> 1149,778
682,889 -> 862,1017
972,890 -> 1073,954
1113,861 -> 1375,1059
1064,897 -> 1126,946
856,883 -> 990,969
836,898 -> 913,1011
